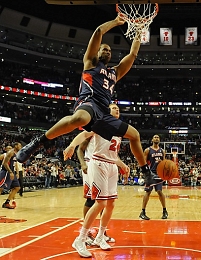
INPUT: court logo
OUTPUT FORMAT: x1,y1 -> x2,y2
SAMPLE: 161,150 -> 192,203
169,178 -> 181,185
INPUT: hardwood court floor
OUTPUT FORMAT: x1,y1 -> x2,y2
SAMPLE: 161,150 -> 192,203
0,185 -> 201,259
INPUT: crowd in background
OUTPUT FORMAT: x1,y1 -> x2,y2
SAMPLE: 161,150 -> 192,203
1,131 -> 201,194
1,60 -> 201,103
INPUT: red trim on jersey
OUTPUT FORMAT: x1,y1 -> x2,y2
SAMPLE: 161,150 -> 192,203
83,72 -> 92,86
0,173 -> 7,187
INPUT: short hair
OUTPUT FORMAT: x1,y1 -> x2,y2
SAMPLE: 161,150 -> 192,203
5,145 -> 12,151
13,142 -> 20,147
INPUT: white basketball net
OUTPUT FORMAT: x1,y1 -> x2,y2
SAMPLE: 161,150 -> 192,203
116,3 -> 158,42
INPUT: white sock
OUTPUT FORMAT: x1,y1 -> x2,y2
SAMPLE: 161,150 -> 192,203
96,225 -> 107,239
78,227 -> 89,242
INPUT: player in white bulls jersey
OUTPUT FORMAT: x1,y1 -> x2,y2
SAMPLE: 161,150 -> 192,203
64,103 -> 129,258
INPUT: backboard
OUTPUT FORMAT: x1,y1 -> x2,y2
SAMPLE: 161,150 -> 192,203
45,0 -> 201,4
163,142 -> 185,155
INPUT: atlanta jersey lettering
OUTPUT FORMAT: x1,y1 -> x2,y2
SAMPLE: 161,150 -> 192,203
147,147 -> 164,173
79,61 -> 116,107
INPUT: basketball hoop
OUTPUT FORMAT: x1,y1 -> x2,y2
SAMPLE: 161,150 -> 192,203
116,3 -> 159,42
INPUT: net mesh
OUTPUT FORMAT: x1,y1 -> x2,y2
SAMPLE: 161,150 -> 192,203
116,3 -> 158,42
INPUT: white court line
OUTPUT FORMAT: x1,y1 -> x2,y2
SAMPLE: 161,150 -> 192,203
0,218 -> 83,257
123,230 -> 146,234
0,217 -> 59,239
41,245 -> 201,259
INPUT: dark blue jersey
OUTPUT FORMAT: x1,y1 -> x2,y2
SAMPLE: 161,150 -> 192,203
147,147 -> 164,173
79,61 -> 116,108
2,153 -> 16,172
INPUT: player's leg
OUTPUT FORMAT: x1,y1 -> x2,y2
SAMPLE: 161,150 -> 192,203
72,199 -> 106,257
123,125 -> 159,187
94,164 -> 117,248
94,199 -> 115,249
3,177 -> 21,209
4,186 -> 20,209
72,160 -> 107,257
16,108 -> 92,163
155,184 -> 168,219
84,198 -> 96,246
139,187 -> 152,220
1,171 -> 15,209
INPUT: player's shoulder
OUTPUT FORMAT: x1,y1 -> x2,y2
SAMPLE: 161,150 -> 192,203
144,147 -> 150,153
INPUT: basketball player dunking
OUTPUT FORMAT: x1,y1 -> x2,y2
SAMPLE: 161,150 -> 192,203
16,15 -> 159,192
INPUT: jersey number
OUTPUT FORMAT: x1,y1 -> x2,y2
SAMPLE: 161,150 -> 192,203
109,139 -> 120,152
102,79 -> 114,95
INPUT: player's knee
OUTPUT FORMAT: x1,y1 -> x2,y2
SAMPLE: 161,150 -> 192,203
106,199 -> 115,210
124,125 -> 140,141
85,198 -> 95,207
96,200 -> 107,209
71,110 -> 91,126
157,190 -> 163,196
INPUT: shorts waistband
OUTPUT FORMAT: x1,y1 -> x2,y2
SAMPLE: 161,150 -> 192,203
92,155 -> 115,164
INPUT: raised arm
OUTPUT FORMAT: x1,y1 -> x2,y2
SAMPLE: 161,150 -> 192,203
83,16 -> 125,70
114,34 -> 141,81
63,131 -> 94,161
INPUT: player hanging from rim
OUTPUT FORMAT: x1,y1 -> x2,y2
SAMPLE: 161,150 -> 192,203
139,135 -> 168,220
63,103 -> 130,258
16,15 -> 161,189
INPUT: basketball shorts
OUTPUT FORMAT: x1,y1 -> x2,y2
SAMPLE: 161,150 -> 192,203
82,164 -> 92,199
74,97 -> 128,141
0,170 -> 20,189
88,159 -> 118,200
144,182 -> 163,192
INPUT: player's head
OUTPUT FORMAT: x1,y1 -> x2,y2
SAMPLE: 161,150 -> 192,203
98,44 -> 111,65
152,135 -> 160,145
109,103 -> 120,119
5,145 -> 12,152
13,142 -> 22,152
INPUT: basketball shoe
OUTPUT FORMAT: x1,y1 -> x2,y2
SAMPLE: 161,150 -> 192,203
139,211 -> 150,220
85,231 -> 95,246
16,136 -> 44,163
12,200 -> 17,208
162,210 -> 168,219
93,236 -> 111,250
72,237 -> 92,258
104,235 -> 115,243
2,203 -> 15,209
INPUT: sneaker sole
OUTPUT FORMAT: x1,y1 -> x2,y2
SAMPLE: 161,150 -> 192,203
72,241 -> 92,258
94,241 -> 111,250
